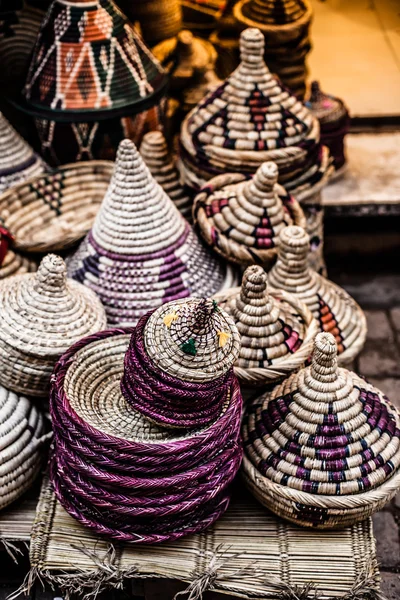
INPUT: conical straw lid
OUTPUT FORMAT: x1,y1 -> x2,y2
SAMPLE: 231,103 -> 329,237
268,226 -> 367,363
140,131 -> 192,220
144,297 -> 241,382
180,28 -> 328,193
0,386 -> 46,510
243,332 -> 400,497
235,0 -> 312,29
0,254 -> 106,357
23,0 -> 166,117
194,161 -> 306,265
68,139 -> 233,326
0,112 -> 46,194
306,81 -> 348,125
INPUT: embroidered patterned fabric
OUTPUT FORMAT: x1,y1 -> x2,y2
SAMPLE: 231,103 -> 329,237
243,333 -> 400,500
193,161 -> 305,266
67,139 -> 233,326
179,28 -> 331,201
268,226 -> 366,364
0,112 -> 46,195
121,297 -> 241,428
23,0 -> 166,116
50,329 -> 243,542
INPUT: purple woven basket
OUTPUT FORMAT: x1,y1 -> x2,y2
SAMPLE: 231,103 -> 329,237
50,327 -> 243,543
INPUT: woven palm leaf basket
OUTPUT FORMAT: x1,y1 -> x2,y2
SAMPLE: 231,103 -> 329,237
140,131 -> 192,221
0,161 -> 113,254
0,232 -> 37,280
49,300 -> 243,542
67,139 -> 236,327
194,161 -> 306,267
0,254 -> 107,397
0,386 -> 49,511
213,265 -> 318,387
17,0 -> 167,165
269,226 -> 367,364
116,0 -> 182,46
306,81 -> 350,176
233,0 -> 313,99
242,331 -> 400,528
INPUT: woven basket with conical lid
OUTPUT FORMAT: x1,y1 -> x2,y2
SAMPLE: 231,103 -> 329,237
0,386 -> 48,510
179,27 -> 331,202
121,297 -> 241,428
140,131 -> 192,221
194,161 -> 306,266
68,139 -> 235,326
268,226 -> 366,364
236,0 -> 311,28
242,332 -> 400,528
0,254 -> 107,397
0,111 -> 46,195
213,265 -> 318,385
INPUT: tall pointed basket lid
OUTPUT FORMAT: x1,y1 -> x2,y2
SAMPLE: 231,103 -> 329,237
268,226 -> 367,364
194,162 -> 306,266
242,332 -> 400,528
0,111 -> 46,194
179,27 -> 331,198
213,265 -> 318,385
68,139 -> 235,326
22,0 -> 167,118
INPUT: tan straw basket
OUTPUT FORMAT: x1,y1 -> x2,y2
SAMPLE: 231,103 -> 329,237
0,161 -> 113,254
0,246 -> 37,280
269,226 -> 367,364
213,265 -> 318,386
194,162 -> 306,267
0,254 -> 107,397
242,332 -> 400,528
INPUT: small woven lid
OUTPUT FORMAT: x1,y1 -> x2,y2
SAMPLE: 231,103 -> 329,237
306,81 -> 349,125
179,27 -> 329,194
139,131 -> 192,219
68,139 -> 231,325
268,226 -> 367,362
0,254 -> 106,357
244,332 -> 400,496
219,265 -> 313,369
23,0 -> 166,117
144,297 -> 241,382
0,112 -> 46,195
235,0 -> 312,28
194,162 -> 306,265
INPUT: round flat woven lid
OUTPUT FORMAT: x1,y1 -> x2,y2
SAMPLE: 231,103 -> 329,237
139,131 -> 192,219
194,162 -> 305,265
0,112 -> 46,195
268,226 -> 367,362
0,386 -> 45,509
144,298 -> 240,382
64,332 -> 235,441
243,332 -> 400,496
306,81 -> 348,125
219,265 -> 311,369
181,28 -> 317,167
0,254 -> 106,357
23,0 -> 166,117
236,0 -> 312,27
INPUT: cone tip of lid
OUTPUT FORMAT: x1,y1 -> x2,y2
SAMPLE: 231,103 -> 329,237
280,225 -> 309,247
243,264 -> 268,286
314,332 -> 337,357
254,161 -> 279,188
36,254 -> 67,284
177,30 -> 194,45
116,138 -> 139,158
240,28 -> 265,58
142,130 -> 166,147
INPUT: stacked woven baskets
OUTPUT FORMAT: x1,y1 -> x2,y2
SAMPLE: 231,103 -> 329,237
68,138 -> 235,326
0,254 -> 106,397
214,265 -> 318,386
243,332 -> 400,528
179,27 -> 332,273
233,0 -> 313,99
18,0 -> 167,165
50,297 -> 243,542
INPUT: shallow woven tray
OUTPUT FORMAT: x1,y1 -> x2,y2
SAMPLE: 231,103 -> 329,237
26,475 -> 380,600
0,161 -> 113,253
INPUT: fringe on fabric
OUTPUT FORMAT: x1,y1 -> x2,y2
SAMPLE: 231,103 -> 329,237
0,538 -> 26,564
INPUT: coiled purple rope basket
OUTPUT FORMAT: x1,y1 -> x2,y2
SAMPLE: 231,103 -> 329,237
50,326 -> 243,543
